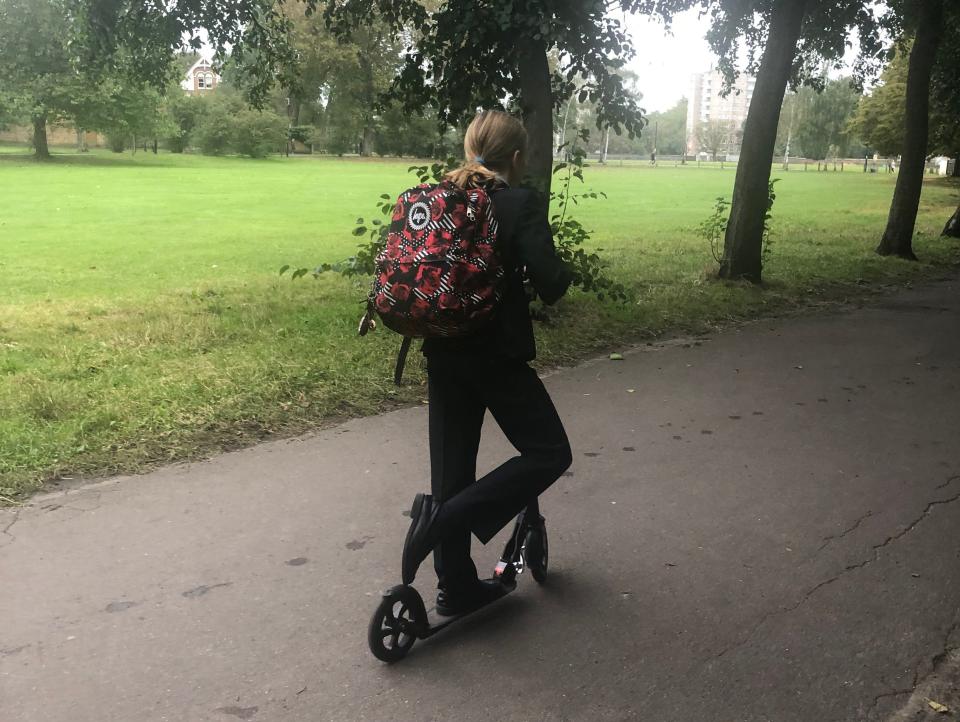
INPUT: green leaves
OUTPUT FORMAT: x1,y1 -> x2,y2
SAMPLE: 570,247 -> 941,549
699,179 -> 778,270
550,131 -> 629,304
697,196 -> 731,265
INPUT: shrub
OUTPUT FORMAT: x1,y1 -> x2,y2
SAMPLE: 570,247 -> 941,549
164,93 -> 203,153
230,109 -> 287,158
107,134 -> 127,153
193,96 -> 237,156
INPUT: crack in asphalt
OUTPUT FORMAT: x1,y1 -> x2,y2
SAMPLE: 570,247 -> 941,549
873,617 -> 960,721
935,474 -> 960,490
817,510 -> 873,552
711,479 -> 960,662
0,508 -> 22,545
868,669 -> 919,720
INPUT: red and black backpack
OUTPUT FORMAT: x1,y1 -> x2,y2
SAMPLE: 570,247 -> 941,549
360,180 -> 504,381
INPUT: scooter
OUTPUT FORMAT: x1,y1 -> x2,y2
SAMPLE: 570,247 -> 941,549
367,502 -> 548,662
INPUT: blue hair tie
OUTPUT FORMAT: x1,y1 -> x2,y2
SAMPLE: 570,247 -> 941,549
474,156 -> 485,164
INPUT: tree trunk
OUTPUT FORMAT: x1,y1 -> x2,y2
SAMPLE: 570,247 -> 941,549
942,205 -> 960,238
876,0 -> 944,259
152,139 -> 158,154
718,0 -> 807,281
517,37 -> 554,195
32,114 -> 50,159
360,126 -> 375,156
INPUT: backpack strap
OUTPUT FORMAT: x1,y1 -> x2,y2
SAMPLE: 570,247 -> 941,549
394,336 -> 413,386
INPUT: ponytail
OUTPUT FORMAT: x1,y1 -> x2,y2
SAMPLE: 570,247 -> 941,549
444,111 -> 527,190
446,160 -> 500,189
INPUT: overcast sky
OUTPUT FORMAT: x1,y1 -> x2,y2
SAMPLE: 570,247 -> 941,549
622,8 -> 873,114
623,9 -> 716,114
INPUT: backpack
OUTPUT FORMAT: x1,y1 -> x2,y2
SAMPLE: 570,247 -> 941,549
359,181 -> 504,382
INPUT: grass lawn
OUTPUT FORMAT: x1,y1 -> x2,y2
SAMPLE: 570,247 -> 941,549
1,149 -> 958,497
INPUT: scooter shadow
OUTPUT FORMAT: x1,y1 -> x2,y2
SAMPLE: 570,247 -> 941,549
380,567 -> 592,666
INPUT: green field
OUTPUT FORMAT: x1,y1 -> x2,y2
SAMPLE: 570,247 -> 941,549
1,150 -> 958,497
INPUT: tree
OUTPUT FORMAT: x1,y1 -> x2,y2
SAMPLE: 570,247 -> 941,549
849,48 -> 909,156
164,92 -> 204,152
557,70 -> 648,159
230,4 -> 408,157
791,78 -> 862,159
0,0 -> 92,158
851,31 -> 960,163
80,80 -> 173,152
639,0 -> 884,281
696,120 -> 733,160
877,0 -> 946,259
850,16 -> 960,242
81,0 -> 647,193
642,99 -> 688,156
931,16 -> 960,237
928,18 -> 960,175
325,1 -> 649,191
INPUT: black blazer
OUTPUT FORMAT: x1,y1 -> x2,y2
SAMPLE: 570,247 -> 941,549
422,186 -> 574,362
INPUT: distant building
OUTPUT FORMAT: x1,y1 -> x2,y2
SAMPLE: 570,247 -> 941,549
685,69 -> 756,158
181,57 -> 221,95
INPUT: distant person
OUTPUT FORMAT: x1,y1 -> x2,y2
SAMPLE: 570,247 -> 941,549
397,111 -> 575,614
650,148 -> 657,165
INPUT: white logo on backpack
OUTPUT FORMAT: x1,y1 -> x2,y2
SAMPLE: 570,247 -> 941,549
408,202 -> 430,231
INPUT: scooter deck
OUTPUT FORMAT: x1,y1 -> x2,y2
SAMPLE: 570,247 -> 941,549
420,577 -> 517,638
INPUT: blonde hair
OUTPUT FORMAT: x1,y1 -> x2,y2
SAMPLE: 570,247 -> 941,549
445,111 -> 527,189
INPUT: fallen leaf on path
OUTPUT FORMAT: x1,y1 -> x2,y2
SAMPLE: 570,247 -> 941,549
927,700 -> 949,713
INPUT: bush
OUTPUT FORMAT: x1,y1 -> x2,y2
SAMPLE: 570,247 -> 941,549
107,134 -> 127,153
230,109 -> 287,158
191,93 -> 243,156
164,93 -> 203,153
194,104 -> 233,155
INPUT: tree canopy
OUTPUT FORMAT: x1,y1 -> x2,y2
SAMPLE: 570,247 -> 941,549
78,0 -> 649,189
0,0 -> 92,156
779,77 -> 863,159
852,19 -> 960,161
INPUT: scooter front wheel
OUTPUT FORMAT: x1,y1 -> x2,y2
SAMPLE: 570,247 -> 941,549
368,586 -> 422,662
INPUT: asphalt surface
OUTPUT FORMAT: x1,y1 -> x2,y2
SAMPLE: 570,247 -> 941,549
2,275 -> 959,722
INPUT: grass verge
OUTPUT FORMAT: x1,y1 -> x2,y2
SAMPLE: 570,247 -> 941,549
1,151 -> 958,498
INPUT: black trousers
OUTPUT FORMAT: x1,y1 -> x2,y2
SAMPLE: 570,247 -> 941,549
426,353 -> 572,592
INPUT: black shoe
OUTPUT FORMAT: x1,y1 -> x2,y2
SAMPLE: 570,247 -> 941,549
435,579 -> 506,617
401,493 -> 441,585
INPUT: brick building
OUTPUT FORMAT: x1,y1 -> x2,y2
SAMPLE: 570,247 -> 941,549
180,57 -> 220,95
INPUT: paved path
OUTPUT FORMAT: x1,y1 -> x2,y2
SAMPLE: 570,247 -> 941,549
2,276 -> 959,722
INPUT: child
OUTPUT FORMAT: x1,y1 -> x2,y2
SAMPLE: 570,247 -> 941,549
401,110 -> 574,615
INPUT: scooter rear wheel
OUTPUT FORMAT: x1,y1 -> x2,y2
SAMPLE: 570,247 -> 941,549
368,588 -> 420,662
524,527 -> 548,584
